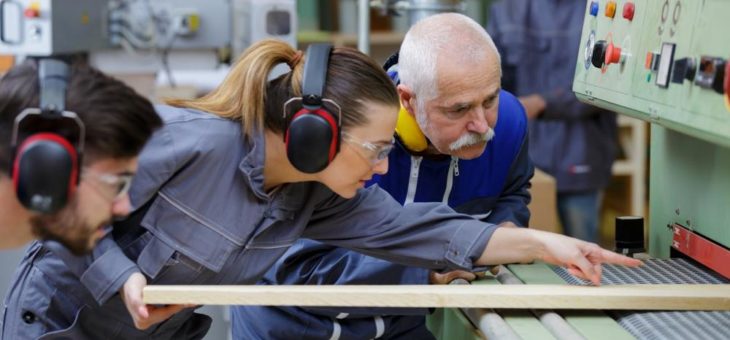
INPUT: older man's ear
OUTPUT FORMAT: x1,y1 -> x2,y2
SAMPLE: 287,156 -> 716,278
397,84 -> 416,116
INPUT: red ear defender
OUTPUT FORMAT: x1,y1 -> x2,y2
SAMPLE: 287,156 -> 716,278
9,59 -> 85,214
12,132 -> 79,213
283,44 -> 342,173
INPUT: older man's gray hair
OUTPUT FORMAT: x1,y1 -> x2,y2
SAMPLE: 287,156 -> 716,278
398,13 -> 501,109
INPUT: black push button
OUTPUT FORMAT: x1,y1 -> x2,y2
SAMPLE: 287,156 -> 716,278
591,40 -> 608,68
22,310 -> 36,324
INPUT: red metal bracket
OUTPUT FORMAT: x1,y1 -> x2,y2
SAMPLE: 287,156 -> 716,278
672,224 -> 730,279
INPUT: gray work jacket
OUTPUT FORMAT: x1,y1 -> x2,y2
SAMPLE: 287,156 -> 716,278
1,105 -> 497,339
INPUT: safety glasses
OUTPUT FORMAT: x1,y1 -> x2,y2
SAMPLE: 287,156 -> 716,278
342,133 -> 395,165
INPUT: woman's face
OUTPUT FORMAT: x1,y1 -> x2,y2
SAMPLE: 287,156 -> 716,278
316,101 -> 398,198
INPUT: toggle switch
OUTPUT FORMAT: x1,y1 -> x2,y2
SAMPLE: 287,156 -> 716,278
590,1 -> 599,17
592,40 -> 608,68
606,1 -> 617,18
605,42 -> 624,65
623,2 -> 635,21
671,57 -> 696,84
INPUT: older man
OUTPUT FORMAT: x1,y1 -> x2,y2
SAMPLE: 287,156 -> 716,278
231,13 -> 534,339
0,59 -> 161,253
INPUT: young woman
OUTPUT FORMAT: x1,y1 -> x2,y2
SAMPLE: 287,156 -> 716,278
1,40 -> 639,339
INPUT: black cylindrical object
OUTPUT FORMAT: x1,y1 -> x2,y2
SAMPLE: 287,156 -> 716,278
615,216 -> 645,256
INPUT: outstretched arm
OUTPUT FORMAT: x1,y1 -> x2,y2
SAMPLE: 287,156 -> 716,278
476,227 -> 642,285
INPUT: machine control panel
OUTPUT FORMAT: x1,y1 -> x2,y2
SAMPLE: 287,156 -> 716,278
574,0 -> 730,265
0,0 -> 108,55
574,0 -> 730,147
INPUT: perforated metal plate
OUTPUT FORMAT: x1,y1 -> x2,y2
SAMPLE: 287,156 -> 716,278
554,259 -> 730,340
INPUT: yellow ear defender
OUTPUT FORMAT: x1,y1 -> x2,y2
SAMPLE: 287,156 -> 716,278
395,104 -> 428,152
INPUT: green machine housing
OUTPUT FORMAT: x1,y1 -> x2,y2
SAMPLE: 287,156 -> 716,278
573,0 -> 730,273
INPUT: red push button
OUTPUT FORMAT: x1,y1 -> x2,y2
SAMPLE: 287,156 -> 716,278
24,8 -> 39,18
605,42 -> 622,65
606,1 -> 617,18
623,2 -> 635,21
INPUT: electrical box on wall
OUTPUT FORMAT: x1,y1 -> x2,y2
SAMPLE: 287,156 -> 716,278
108,0 -> 231,50
233,0 -> 297,58
0,0 -> 109,56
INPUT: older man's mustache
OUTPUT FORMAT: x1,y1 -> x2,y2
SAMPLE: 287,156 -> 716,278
449,128 -> 495,151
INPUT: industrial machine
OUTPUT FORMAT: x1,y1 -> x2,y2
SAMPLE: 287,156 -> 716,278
0,0 -> 296,57
429,1 -> 730,339
0,0 -> 296,93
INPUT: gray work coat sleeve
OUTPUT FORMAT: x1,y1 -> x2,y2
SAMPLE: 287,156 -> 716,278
55,119 -> 187,305
304,185 -> 499,272
42,235 -> 139,305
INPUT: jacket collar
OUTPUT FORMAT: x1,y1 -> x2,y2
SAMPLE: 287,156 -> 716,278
239,127 -> 269,200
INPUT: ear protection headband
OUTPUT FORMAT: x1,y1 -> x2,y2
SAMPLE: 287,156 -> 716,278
283,44 -> 341,174
395,104 -> 428,152
10,59 -> 85,214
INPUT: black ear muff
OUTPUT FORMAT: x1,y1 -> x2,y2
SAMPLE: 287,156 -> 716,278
285,107 -> 338,173
9,59 -> 84,214
13,133 -> 78,213
284,44 -> 341,174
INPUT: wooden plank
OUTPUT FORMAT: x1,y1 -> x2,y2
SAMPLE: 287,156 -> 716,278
143,284 -> 730,310
508,264 -> 636,340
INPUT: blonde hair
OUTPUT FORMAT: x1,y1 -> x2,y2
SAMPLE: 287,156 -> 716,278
168,39 -> 399,140
167,39 -> 303,138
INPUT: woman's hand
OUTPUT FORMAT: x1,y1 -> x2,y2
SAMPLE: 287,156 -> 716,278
535,231 -> 642,285
478,227 -> 642,285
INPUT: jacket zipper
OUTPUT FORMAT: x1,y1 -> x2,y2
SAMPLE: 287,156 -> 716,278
442,156 -> 459,203
404,156 -> 422,205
